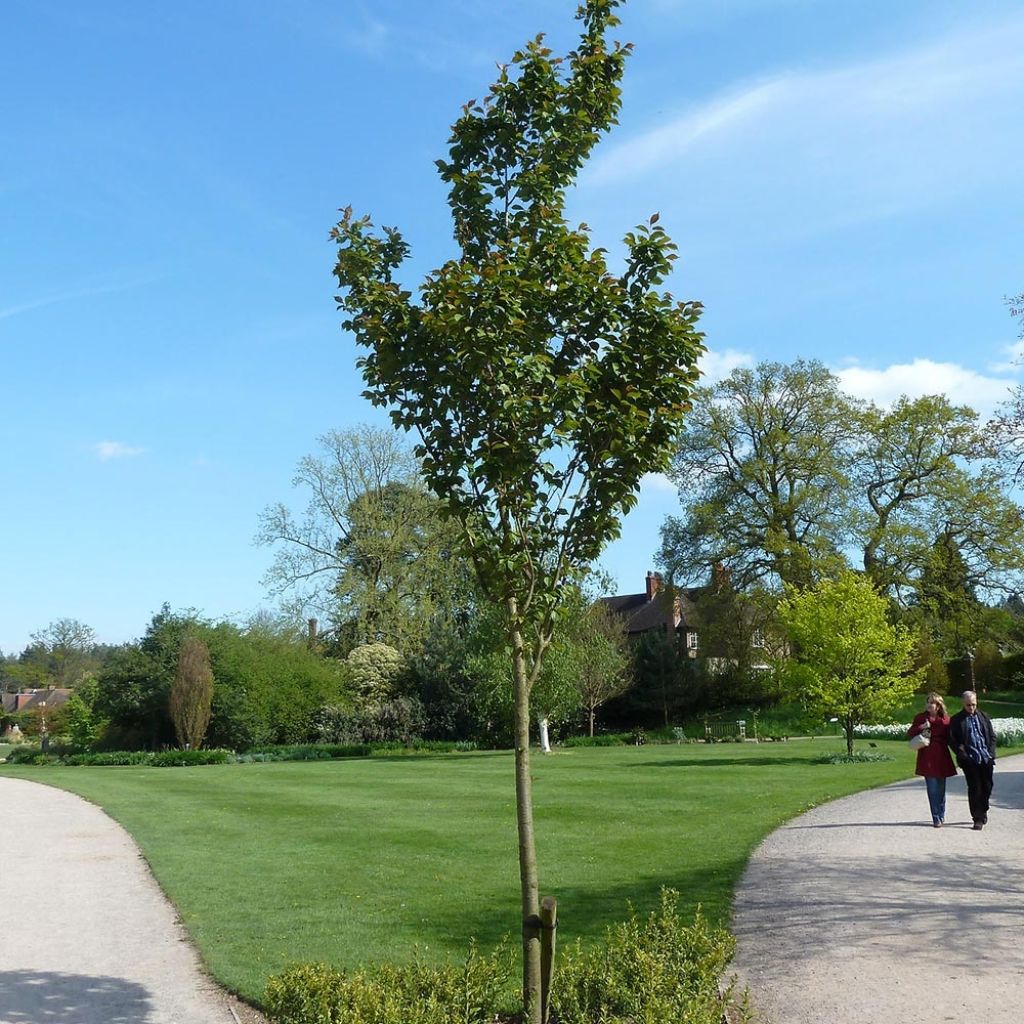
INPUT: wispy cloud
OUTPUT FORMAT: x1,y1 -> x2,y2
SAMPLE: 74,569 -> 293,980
587,12 -> 1024,234
836,359 -> 1017,417
94,441 -> 146,461
0,278 -> 154,323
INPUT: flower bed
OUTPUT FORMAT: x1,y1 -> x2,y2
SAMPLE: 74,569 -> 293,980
855,718 -> 1024,746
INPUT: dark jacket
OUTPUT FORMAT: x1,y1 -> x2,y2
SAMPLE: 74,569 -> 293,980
948,708 -> 996,766
908,712 -> 957,778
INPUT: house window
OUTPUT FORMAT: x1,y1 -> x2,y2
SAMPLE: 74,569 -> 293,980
686,631 -> 698,651
751,630 -> 766,648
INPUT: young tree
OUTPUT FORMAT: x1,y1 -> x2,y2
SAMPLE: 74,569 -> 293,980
330,2 -> 704,1017
573,601 -> 630,736
169,635 -> 214,749
778,571 -> 921,755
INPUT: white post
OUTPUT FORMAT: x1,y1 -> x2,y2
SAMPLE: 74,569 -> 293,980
538,716 -> 551,754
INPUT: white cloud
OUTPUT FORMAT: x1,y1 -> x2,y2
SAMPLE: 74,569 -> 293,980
640,471 -> 676,496
586,13 -> 1024,234
94,441 -> 146,461
836,359 -> 1016,416
699,346 -> 754,384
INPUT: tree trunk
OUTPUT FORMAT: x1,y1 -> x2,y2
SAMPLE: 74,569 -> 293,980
588,705 -> 595,737
845,716 -> 855,756
511,624 -> 542,1024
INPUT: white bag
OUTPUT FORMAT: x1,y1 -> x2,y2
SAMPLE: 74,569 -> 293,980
908,732 -> 930,750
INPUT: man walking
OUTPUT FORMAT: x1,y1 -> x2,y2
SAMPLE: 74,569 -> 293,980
948,690 -> 997,830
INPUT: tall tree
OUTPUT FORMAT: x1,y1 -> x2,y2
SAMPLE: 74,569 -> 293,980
912,530 -> 982,658
169,635 -> 215,749
663,360 -> 1024,602
329,2 -> 704,1017
661,360 -> 855,590
257,425 -> 474,653
854,395 -> 1004,596
778,571 -> 921,754
17,618 -> 99,689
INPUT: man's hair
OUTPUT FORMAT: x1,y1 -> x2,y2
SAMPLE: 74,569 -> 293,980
962,690 -> 977,702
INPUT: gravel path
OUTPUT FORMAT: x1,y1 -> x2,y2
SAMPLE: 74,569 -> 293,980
731,753 -> 1024,1024
0,776 -> 241,1024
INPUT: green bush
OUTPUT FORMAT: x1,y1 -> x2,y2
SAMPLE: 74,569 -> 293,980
265,891 -> 744,1024
554,889 -> 744,1024
6,747 -> 233,767
149,748 -> 233,767
62,751 -> 154,766
244,743 -> 373,761
561,733 -> 629,747
265,942 -> 515,1024
4,747 -> 58,766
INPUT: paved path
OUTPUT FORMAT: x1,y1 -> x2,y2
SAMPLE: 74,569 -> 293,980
0,776 -> 239,1024
731,753 -> 1024,1023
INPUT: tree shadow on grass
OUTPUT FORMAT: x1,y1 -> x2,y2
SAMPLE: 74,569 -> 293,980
627,756 -> 818,768
419,857 -> 750,956
0,971 -> 153,1024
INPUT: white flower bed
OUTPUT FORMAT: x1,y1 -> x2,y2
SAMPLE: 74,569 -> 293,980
855,718 -> 1024,746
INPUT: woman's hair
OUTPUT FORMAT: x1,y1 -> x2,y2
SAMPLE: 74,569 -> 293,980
926,692 -> 947,716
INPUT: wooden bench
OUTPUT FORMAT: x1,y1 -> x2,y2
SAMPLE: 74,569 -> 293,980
704,720 -> 747,741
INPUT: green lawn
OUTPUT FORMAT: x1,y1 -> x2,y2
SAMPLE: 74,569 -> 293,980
2,740 -> 915,1004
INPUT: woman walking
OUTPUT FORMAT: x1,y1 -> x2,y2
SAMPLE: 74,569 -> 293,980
907,693 -> 957,827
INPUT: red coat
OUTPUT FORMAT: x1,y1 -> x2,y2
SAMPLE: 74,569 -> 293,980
908,712 -> 957,779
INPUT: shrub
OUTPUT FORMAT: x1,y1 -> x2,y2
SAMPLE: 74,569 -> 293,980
553,889 -> 743,1024
244,743 -> 373,762
314,697 -> 426,746
264,891 -> 743,1024
149,748 -> 232,767
6,747 -> 233,767
4,747 -> 58,766
265,942 -> 515,1024
561,733 -> 629,747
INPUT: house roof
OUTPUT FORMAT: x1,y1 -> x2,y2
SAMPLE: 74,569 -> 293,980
600,585 -> 702,635
1,688 -> 73,714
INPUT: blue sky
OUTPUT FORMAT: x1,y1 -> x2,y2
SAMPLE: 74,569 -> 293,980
2,0 -> 1023,654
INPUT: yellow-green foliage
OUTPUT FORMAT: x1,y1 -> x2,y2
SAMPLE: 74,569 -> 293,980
553,889 -> 743,1024
265,891 -> 744,1024
265,943 -> 514,1024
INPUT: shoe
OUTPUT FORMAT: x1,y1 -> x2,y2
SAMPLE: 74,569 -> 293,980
933,822 -> 942,828
972,822 -> 984,831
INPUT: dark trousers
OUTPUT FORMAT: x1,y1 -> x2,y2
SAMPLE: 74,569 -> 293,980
960,760 -> 994,823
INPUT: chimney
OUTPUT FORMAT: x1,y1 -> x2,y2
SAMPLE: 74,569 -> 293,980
646,571 -> 663,601
711,562 -> 731,591
307,618 -> 319,643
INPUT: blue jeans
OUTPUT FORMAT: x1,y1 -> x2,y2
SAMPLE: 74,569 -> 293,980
924,776 -> 947,823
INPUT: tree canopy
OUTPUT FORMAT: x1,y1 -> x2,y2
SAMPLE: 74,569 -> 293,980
257,424 -> 474,654
661,358 -> 1024,603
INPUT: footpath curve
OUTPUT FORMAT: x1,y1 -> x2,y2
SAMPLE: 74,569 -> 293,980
0,775 -> 241,1024
730,752 -> 1024,1023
